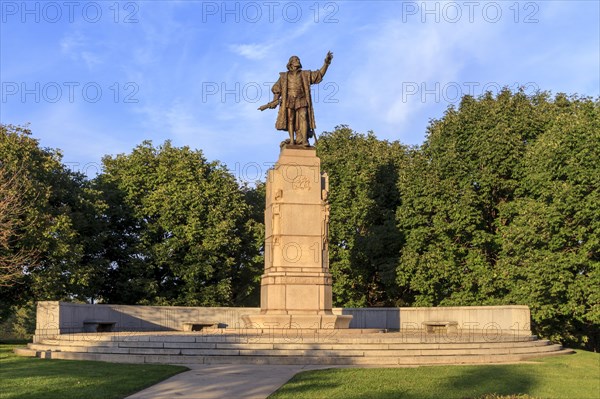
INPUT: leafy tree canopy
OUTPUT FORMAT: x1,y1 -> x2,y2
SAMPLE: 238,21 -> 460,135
318,126 -> 408,306
97,140 -> 262,306
396,90 -> 599,349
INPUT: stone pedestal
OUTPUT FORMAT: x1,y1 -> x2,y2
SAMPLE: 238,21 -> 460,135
242,147 -> 352,329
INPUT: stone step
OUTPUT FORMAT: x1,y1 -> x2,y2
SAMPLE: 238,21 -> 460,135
37,337 -> 551,351
20,331 -> 570,367
24,348 -> 574,366
26,342 -> 563,359
41,332 -> 538,345
12,347 -> 37,357
518,348 -> 576,360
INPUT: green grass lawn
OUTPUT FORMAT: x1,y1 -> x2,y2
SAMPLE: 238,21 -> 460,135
270,351 -> 600,399
0,344 -> 188,399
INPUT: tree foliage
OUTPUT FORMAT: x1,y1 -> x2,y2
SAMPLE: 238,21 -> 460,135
0,124 -> 99,311
97,141 -> 262,306
0,128 -> 263,317
496,94 -> 600,349
397,90 -> 554,306
396,90 -> 599,349
0,164 -> 35,286
318,126 -> 407,307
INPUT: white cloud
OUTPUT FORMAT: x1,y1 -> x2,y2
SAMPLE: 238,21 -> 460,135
332,11 -> 506,142
228,18 -> 315,62
81,52 -> 102,69
229,43 -> 273,60
59,33 -> 84,54
59,31 -> 103,69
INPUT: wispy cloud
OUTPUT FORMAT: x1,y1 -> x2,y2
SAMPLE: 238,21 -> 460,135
228,17 -> 315,62
229,43 -> 273,60
59,31 -> 103,69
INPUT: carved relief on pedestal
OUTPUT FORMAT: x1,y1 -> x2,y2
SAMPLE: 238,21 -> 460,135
322,203 -> 330,271
274,189 -> 283,201
292,175 -> 311,191
321,172 -> 329,202
319,172 -> 330,271
272,204 -> 281,236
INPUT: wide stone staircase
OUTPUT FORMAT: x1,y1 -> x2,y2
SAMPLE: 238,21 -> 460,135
14,328 -> 574,366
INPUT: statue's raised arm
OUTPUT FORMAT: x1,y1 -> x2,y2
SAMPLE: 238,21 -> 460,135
258,51 -> 334,148
314,51 -> 333,81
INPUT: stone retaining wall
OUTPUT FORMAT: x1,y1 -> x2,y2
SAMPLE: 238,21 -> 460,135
34,301 -> 530,342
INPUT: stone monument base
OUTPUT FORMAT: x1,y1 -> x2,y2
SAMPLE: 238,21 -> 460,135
241,313 -> 352,329
244,147 -> 353,329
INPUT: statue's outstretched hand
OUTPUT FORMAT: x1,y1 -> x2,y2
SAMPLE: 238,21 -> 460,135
325,51 -> 333,64
258,100 -> 278,111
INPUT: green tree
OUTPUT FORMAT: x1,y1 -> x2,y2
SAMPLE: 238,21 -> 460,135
318,126 -> 407,307
396,91 -> 599,350
0,124 -> 103,314
497,94 -> 600,349
397,90 -> 556,306
97,141 -> 262,306
233,182 -> 265,306
0,164 -> 35,287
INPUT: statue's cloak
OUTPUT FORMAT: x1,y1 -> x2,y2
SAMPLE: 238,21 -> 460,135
272,69 -> 325,131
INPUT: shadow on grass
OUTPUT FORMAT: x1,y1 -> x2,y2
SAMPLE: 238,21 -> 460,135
0,339 -> 31,345
433,365 -> 535,399
271,365 -> 537,399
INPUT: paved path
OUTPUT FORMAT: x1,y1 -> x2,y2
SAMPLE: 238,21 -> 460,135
126,364 -> 328,399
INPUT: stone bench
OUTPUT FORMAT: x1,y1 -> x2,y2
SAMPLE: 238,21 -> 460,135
422,321 -> 458,334
181,322 -> 219,332
83,320 -> 117,333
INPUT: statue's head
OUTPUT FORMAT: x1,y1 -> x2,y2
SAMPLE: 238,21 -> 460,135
287,56 -> 302,71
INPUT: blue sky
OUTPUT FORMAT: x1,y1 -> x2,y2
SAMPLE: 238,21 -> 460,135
1,0 -> 599,182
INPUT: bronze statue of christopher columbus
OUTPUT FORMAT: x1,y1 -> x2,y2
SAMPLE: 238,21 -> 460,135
259,51 -> 333,148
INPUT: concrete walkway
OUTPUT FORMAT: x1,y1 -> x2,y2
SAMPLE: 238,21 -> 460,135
126,364 -> 328,399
